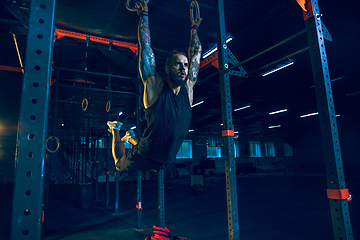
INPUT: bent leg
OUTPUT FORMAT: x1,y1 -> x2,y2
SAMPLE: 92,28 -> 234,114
111,129 -> 126,167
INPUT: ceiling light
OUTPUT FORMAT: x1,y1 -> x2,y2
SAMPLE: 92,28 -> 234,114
202,47 -> 218,59
191,100 -> 204,108
202,36 -> 233,59
261,61 -> 294,77
268,125 -> 281,129
119,111 -> 123,116
269,109 -> 287,115
234,105 -> 251,112
130,126 -> 136,130
189,129 -> 194,132
300,112 -> 318,118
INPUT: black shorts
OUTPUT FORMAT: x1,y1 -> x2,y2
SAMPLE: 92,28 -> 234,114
115,144 -> 164,172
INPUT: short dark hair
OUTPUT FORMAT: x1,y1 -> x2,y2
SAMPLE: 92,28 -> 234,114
166,49 -> 187,67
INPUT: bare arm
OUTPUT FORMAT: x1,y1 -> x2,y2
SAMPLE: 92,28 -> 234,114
137,0 -> 162,108
187,18 -> 202,105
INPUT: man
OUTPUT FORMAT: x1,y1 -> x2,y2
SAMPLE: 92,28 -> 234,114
108,0 -> 202,172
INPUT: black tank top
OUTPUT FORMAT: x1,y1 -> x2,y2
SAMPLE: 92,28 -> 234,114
137,82 -> 192,164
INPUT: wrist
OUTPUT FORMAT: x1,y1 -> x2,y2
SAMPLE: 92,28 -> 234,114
191,25 -> 199,31
138,10 -> 148,17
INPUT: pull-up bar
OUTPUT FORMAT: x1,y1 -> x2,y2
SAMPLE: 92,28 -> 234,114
55,27 -> 138,55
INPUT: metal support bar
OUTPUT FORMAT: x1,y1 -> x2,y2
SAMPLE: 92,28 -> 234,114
105,134 -> 110,209
198,29 -> 307,84
54,66 -> 132,79
2,0 -> 30,28
57,84 -> 135,95
0,65 -> 23,72
215,0 -> 240,239
136,170 -> 142,229
10,1 -> 56,239
304,1 -> 353,239
55,28 -> 138,55
115,170 -> 120,214
95,139 -> 100,201
158,169 -> 165,228
12,34 -> 25,73
135,77 -> 143,229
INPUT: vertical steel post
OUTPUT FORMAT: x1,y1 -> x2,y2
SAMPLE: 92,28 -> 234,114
91,127 -> 95,193
215,0 -> 240,239
158,169 -> 165,228
304,1 -> 354,239
115,173 -> 119,213
135,77 -> 142,229
95,139 -> 100,201
115,161 -> 120,214
10,1 -> 56,239
105,134 -> 110,209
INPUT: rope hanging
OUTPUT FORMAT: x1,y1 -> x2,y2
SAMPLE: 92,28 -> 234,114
82,36 -> 90,111
106,40 -> 112,112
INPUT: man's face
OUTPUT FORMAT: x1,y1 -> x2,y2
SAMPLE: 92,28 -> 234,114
167,54 -> 189,86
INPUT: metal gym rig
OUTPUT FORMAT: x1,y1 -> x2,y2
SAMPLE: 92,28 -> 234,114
9,0 -> 354,240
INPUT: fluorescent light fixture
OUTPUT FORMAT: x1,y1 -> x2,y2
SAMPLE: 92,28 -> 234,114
234,105 -> 251,112
268,125 -> 281,129
118,111 -> 123,116
234,131 -> 239,134
189,129 -> 194,132
300,112 -> 318,118
130,126 -> 136,130
261,61 -> 294,77
202,36 -> 233,59
300,112 -> 340,118
191,100 -> 204,108
202,47 -> 218,59
269,109 -> 287,115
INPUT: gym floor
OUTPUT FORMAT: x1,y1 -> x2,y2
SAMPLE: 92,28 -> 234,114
1,173 -> 359,240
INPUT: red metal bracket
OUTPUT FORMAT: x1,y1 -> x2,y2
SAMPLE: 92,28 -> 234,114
327,188 -> 352,201
199,52 -> 219,72
296,0 -> 314,20
136,202 -> 143,210
222,130 -> 234,137
55,27 -> 138,55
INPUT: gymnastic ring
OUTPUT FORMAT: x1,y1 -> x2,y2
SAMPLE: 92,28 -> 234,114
46,136 -> 60,153
82,98 -> 88,111
193,164 -> 205,175
190,0 -> 200,26
125,0 -> 150,12
106,100 -> 111,112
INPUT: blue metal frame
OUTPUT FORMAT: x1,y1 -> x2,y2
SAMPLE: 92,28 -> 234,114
158,169 -> 165,228
304,1 -> 354,239
135,77 -> 143,229
215,0 -> 240,239
10,1 -> 56,239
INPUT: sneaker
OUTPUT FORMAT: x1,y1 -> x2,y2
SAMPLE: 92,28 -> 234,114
121,130 -> 135,143
107,121 -> 123,131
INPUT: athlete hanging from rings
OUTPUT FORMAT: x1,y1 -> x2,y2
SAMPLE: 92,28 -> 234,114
107,0 -> 202,172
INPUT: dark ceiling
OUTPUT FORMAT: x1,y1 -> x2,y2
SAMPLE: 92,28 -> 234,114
0,0 -> 359,142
